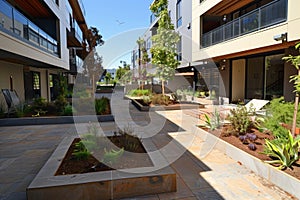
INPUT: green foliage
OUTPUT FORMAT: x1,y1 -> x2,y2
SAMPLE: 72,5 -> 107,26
72,141 -> 91,160
128,89 -> 151,97
142,96 -> 152,105
150,0 -> 180,95
204,109 -> 221,131
95,97 -> 110,115
15,102 -> 31,117
263,97 -> 299,140
263,131 -> 300,170
54,95 -> 68,114
227,106 -> 254,135
62,104 -> 75,116
151,94 -> 172,105
102,148 -> 124,165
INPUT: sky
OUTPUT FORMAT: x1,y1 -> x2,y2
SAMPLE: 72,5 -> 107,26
82,0 -> 153,69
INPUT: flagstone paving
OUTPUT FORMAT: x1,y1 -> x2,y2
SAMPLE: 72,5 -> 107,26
0,92 -> 296,200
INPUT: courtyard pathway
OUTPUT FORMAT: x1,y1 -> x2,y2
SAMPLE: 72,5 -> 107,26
0,91 -> 296,199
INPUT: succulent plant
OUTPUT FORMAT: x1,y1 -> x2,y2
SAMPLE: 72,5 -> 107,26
246,133 -> 257,142
248,143 -> 257,151
239,135 -> 247,143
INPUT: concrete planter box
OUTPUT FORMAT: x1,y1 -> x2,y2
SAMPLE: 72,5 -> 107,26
131,99 -> 150,111
27,136 -> 176,200
195,128 -> 300,199
131,98 -> 204,112
0,115 -> 114,127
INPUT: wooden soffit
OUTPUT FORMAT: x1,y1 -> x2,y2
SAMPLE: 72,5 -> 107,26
206,0 -> 254,16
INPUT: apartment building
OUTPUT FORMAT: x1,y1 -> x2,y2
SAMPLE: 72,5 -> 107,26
0,0 -> 88,103
132,0 -> 194,87
192,0 -> 300,102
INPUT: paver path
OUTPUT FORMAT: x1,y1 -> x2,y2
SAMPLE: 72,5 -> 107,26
0,91 -> 296,199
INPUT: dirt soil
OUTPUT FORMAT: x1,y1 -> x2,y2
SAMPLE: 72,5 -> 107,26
201,125 -> 300,180
56,137 -> 153,175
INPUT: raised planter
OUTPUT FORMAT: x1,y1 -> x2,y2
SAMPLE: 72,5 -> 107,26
195,128 -> 300,199
27,135 -> 176,200
0,115 -> 114,126
131,98 -> 204,112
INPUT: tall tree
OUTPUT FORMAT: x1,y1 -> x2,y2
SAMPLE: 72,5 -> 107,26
150,0 -> 180,95
283,43 -> 300,136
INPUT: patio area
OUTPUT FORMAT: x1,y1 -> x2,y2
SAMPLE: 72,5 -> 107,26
0,92 -> 296,200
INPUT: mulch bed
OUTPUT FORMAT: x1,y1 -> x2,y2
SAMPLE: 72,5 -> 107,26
200,124 -> 300,180
56,137 -> 153,175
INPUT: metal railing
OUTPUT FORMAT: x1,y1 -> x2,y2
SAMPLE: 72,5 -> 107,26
0,0 -> 58,55
202,0 -> 287,48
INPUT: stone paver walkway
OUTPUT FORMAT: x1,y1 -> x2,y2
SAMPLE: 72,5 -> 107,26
0,91 -> 296,200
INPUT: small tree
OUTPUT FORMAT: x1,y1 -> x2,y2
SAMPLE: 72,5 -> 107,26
83,27 -> 105,94
150,0 -> 180,95
283,43 -> 300,136
115,62 -> 131,85
105,72 -> 112,84
136,37 -> 150,90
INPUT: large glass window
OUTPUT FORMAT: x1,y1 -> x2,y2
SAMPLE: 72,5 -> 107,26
246,57 -> 264,99
264,54 -> 284,99
176,0 -> 182,28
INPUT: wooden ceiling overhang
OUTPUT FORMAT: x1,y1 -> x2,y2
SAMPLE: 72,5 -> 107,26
7,0 -> 54,18
205,0 -> 254,16
68,0 -> 88,38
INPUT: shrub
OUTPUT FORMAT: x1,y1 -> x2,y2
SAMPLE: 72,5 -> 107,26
151,94 -> 172,105
54,95 -> 68,113
128,89 -> 151,97
62,104 -> 75,116
263,97 -> 297,141
72,141 -> 91,160
95,97 -> 110,115
227,105 -> 254,135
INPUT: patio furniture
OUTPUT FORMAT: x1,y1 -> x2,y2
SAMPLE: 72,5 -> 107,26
1,89 -> 20,116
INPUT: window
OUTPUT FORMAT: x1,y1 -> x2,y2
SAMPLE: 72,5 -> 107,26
176,0 -> 182,28
177,36 -> 182,61
33,72 -> 40,90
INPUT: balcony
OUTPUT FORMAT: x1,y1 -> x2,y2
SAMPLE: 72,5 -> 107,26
202,0 -> 287,48
68,19 -> 83,47
0,0 -> 58,55
69,54 -> 83,75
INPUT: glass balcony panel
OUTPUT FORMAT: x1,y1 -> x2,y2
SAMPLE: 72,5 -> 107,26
240,11 -> 259,35
0,0 -> 59,55
201,0 -> 287,48
13,10 -> 27,37
0,0 -> 13,31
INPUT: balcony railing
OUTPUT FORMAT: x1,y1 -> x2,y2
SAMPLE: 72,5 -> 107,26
202,0 -> 287,48
0,0 -> 58,55
72,19 -> 83,42
70,54 -> 83,74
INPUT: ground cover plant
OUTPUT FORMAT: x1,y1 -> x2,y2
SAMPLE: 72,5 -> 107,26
56,125 -> 153,175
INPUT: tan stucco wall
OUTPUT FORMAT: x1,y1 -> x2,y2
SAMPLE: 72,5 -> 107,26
0,61 -> 25,100
0,61 -> 24,111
